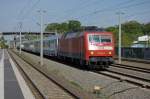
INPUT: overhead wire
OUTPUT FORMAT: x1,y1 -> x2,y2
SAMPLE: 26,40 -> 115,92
64,0 -> 135,19
68,0 -> 106,19
54,0 -> 105,22
54,0 -> 137,23
15,0 -> 41,32
64,0 -> 90,13
125,10 -> 150,22
14,0 -> 32,32
54,0 -> 90,20
76,0 -> 150,28
15,0 -> 150,32
61,0 -> 137,25
76,0 -> 150,19
70,0 -> 105,13
17,0 -> 33,20
125,10 -> 150,18
92,0 -> 137,14
21,0 -> 41,20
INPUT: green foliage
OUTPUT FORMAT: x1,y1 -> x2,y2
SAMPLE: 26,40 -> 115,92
68,20 -> 81,32
106,20 -> 148,47
45,20 -> 81,33
45,23 -> 60,32
0,36 -> 8,48
143,22 -> 150,35
121,21 -> 144,46
69,80 -> 83,90
122,21 -> 143,40
59,22 -> 69,33
122,33 -> 133,47
45,20 -> 150,47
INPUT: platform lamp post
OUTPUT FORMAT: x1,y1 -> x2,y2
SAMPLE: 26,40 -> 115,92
117,11 -> 124,64
38,10 -> 46,66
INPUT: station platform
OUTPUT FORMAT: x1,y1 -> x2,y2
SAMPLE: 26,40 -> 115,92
0,49 -> 35,99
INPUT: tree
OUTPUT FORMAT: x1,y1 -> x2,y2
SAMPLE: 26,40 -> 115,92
45,23 -> 60,32
122,21 -> 144,40
0,36 -> 8,48
59,22 -> 69,33
68,20 -> 81,32
45,20 -> 82,33
106,21 -> 145,47
143,22 -> 150,35
122,33 -> 133,47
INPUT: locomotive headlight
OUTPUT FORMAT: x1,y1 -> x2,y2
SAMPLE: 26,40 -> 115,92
91,51 -> 94,55
109,51 -> 112,54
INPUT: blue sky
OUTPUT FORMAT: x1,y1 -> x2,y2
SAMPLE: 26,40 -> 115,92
0,0 -> 150,32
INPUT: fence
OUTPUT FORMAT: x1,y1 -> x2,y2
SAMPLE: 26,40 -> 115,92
115,47 -> 150,60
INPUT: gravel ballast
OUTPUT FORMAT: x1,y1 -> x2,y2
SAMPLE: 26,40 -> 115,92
9,50 -> 74,99
14,50 -> 150,99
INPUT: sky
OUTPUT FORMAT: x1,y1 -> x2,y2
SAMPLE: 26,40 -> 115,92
0,0 -> 150,32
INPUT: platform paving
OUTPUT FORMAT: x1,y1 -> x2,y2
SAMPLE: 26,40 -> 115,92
0,49 -> 35,99
0,49 -> 4,99
4,50 -> 24,99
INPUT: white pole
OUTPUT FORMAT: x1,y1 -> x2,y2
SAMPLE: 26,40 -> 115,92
19,22 -> 22,54
148,35 -> 150,47
40,10 -> 43,66
38,10 -> 45,66
117,12 -> 124,64
147,34 -> 149,48
55,30 -> 58,56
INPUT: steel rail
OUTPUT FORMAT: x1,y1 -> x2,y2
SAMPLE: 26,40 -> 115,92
95,71 -> 150,89
111,64 -> 150,73
9,50 -> 95,99
8,50 -> 45,99
107,69 -> 150,83
115,57 -> 150,64
94,69 -> 150,89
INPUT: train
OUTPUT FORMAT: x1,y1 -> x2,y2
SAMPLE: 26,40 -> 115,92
22,35 -> 59,56
21,31 -> 115,69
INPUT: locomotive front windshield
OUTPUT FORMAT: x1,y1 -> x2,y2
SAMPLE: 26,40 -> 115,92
89,35 -> 112,43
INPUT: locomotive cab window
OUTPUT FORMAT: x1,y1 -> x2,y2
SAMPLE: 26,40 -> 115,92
89,35 -> 101,43
101,35 -> 112,43
89,35 -> 112,43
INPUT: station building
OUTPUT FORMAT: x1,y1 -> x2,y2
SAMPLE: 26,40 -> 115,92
131,35 -> 150,48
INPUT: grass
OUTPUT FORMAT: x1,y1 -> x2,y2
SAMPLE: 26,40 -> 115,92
69,80 -> 83,90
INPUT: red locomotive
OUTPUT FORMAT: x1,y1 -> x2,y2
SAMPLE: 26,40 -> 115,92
58,31 -> 114,69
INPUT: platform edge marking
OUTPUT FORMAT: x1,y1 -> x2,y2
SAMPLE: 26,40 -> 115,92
7,51 -> 35,99
0,49 -> 4,99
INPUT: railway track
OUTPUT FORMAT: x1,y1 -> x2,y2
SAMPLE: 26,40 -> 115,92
111,64 -> 150,74
115,57 -> 150,64
11,50 -> 150,91
8,50 -> 45,99
95,63 -> 150,89
8,50 -> 95,99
